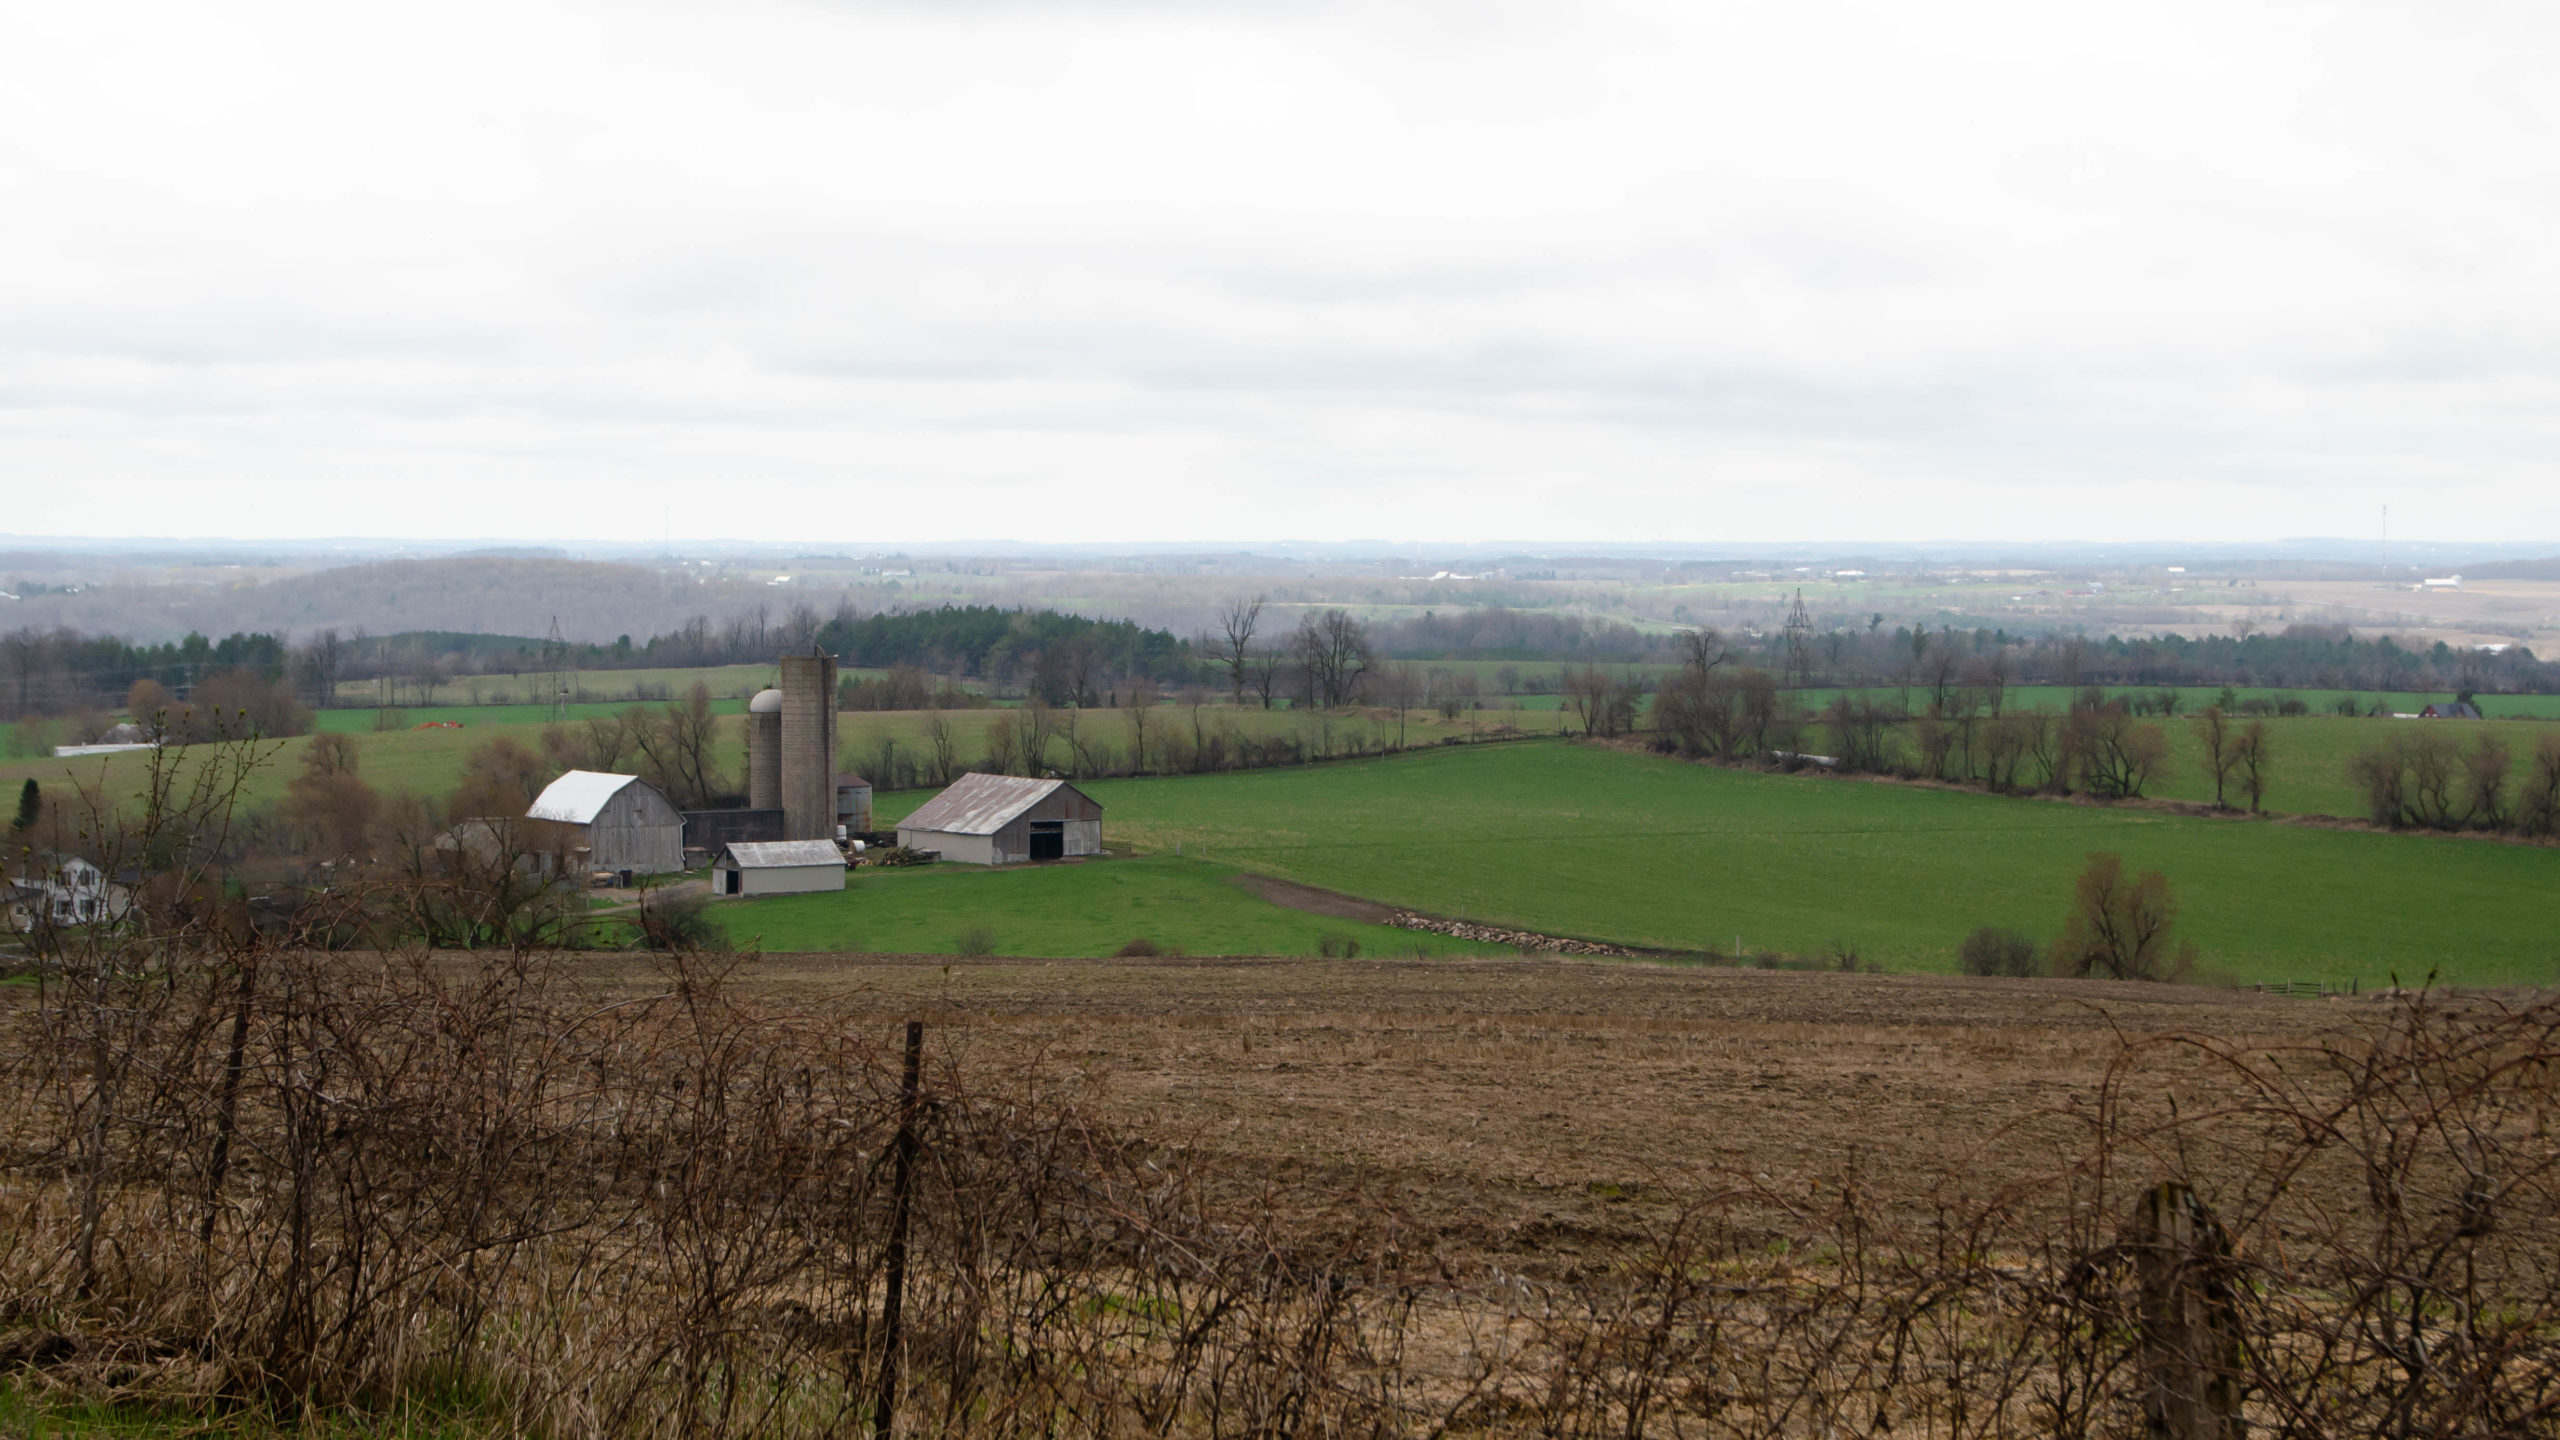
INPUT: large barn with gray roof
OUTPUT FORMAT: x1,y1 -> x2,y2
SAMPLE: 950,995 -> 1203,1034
895,774 -> 1102,865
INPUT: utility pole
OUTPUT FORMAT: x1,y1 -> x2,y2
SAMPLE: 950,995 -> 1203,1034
1783,588 -> 1814,690
542,616 -> 572,722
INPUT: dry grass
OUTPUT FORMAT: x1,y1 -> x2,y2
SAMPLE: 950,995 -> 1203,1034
5,930 -> 2556,1437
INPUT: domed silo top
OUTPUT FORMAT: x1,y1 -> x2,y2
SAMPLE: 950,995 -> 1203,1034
748,688 -> 785,713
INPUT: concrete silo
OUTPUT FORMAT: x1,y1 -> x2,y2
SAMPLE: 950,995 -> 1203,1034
777,649 -> 839,841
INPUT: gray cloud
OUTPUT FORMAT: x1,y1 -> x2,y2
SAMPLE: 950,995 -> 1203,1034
2,0 -> 2556,544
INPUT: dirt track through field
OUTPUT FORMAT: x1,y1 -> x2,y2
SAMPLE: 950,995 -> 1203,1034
1226,871 -> 1398,923
632,953 -> 2405,1265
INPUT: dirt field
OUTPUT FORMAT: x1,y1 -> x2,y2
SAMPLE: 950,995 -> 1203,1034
633,953 -> 2396,1266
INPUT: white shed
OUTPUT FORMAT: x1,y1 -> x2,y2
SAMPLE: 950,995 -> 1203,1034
895,773 -> 1103,865
712,839 -> 848,897
525,771 -> 687,875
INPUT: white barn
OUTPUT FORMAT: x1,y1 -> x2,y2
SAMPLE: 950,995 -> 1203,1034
712,839 -> 847,897
895,774 -> 1103,866
525,771 -> 687,875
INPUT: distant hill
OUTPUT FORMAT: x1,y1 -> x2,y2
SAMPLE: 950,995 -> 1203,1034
5,558 -> 806,644
2460,556 -> 2560,580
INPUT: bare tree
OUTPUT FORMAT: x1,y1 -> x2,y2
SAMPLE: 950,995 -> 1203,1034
1290,610 -> 1373,709
922,712 -> 958,785
2194,706 -> 2237,809
1020,697 -> 1058,777
2462,733 -> 2512,830
2231,719 -> 2272,813
983,712 -> 1020,775
1382,663 -> 1421,749
626,682 -> 725,808
2052,851 -> 2187,981
1120,679 -> 1157,774
1677,626 -> 1728,678
1214,597 -> 1264,705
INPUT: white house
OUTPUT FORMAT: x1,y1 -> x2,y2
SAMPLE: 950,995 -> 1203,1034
4,855 -> 131,932
711,840 -> 847,897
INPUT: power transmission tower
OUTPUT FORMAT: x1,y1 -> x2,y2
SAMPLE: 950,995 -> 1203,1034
1783,588 -> 1815,690
542,616 -> 572,722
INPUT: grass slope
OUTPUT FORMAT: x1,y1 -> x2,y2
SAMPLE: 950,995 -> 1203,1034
711,853 -> 1497,960
1024,741 -> 2560,987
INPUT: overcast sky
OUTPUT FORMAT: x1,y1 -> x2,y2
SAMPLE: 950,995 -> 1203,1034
4,1 -> 2556,547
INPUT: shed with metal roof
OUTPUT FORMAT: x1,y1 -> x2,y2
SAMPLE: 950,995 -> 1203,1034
711,839 -> 847,897
895,773 -> 1102,865
524,770 -> 686,875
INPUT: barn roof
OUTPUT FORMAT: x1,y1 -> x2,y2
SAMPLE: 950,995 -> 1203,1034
899,773 -> 1094,836
527,770 -> 647,824
720,840 -> 845,869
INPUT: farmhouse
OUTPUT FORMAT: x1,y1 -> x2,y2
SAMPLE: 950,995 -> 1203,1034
896,773 -> 1103,866
525,770 -> 686,876
2420,701 -> 2484,719
712,840 -> 847,898
3,854 -> 131,932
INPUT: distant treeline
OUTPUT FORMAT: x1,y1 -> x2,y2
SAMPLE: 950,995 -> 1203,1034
2,628 -> 296,721
8,605 -> 2552,723
1807,623 -> 2555,695
1368,607 -> 1679,662
0,604 -> 1203,719
814,605 -> 1193,689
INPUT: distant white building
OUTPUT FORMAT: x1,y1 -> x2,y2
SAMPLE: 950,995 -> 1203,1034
54,721 -> 158,758
2422,575 -> 2464,591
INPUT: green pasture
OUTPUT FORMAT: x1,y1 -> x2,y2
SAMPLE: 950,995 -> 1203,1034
832,704 -> 1564,777
916,741 -> 2560,988
1770,706 -> 2560,821
709,853 -> 1498,960
0,705 -> 1558,818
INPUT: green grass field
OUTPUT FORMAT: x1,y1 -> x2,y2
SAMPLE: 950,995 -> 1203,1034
709,853 -> 1498,960
872,741 -> 2560,988
9,685 -> 2556,986
1828,709 -> 2560,821
0,707 -> 1554,826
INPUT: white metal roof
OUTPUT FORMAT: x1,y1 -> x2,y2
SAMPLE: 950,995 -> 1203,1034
899,773 -> 1088,836
719,840 -> 846,868
526,770 -> 642,824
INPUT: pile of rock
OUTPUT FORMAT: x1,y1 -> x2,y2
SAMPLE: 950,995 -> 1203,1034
1387,913 -> 1646,957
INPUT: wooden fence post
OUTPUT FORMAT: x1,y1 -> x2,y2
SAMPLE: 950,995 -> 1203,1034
875,1020 -> 924,1440
2131,1180 -> 2244,1440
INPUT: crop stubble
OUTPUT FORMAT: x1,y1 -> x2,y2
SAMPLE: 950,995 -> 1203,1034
661,953 -> 2362,1265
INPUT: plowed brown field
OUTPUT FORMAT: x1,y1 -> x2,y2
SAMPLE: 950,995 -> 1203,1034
623,953 -> 2425,1266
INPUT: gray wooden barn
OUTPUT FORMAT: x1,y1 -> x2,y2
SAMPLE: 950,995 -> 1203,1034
525,770 -> 687,875
895,774 -> 1102,865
